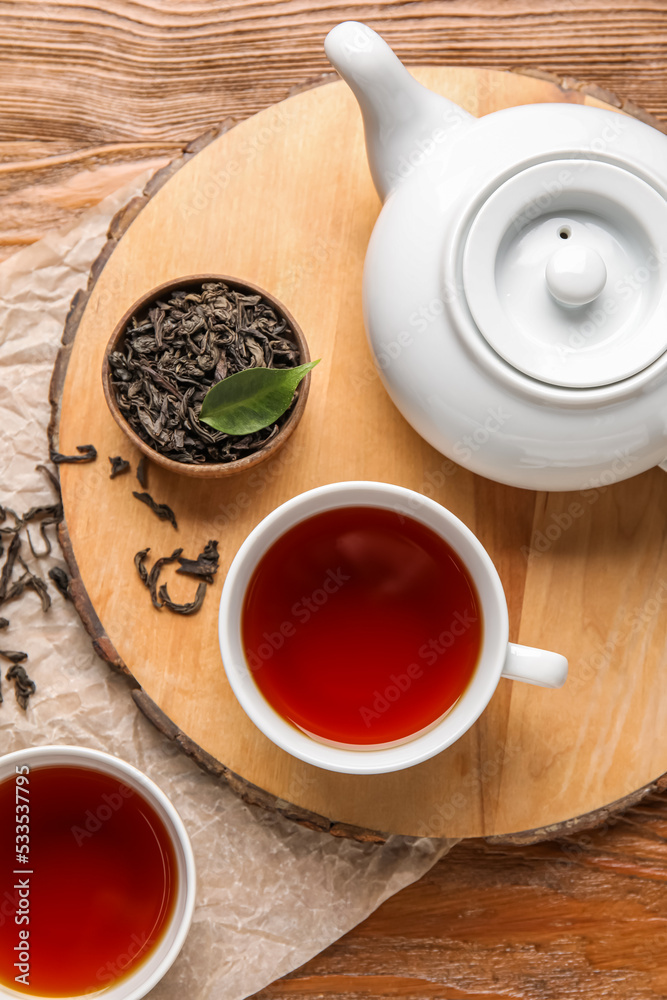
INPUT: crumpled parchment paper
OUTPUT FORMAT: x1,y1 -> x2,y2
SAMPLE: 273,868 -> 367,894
0,173 -> 456,999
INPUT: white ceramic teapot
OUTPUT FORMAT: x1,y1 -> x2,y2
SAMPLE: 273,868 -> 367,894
325,21 -> 667,491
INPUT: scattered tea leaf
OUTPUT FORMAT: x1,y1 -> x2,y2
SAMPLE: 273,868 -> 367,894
27,528 -> 46,559
6,663 -> 36,710
136,456 -> 148,489
134,548 -> 151,586
132,492 -> 178,530
16,501 -> 64,559
3,572 -> 29,605
27,515 -> 62,559
29,577 -> 51,612
0,533 -> 21,604
22,504 -> 61,524
48,566 -> 71,600
50,444 -> 97,464
0,472 -> 68,711
17,559 -> 50,612
0,650 -> 27,664
109,456 -> 130,479
36,463 -> 61,499
199,360 -> 319,435
135,541 -> 219,614
158,581 -> 207,616
147,548 -> 183,609
0,504 -> 21,527
176,540 -> 219,584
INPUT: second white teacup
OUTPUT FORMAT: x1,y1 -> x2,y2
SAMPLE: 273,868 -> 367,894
0,745 -> 195,1000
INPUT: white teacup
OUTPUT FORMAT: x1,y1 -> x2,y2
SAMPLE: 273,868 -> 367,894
0,745 -> 195,1000
219,482 -> 567,774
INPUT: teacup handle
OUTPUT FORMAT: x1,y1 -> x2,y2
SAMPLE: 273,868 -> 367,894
502,642 -> 568,688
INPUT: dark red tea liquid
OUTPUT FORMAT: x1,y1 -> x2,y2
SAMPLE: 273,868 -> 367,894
0,764 -> 178,997
242,506 -> 483,744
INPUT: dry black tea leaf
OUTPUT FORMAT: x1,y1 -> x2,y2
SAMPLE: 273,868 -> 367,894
0,474 -> 69,712
22,504 -> 62,524
29,577 -> 51,612
26,514 -> 62,558
0,506 -> 21,530
109,456 -> 130,479
176,540 -> 220,584
136,456 -> 148,489
36,463 -> 62,499
134,548 -> 150,586
22,505 -> 55,524
133,492 -> 178,530
17,559 -> 50,612
157,581 -> 207,616
0,650 -> 27,664
20,500 -> 63,559
3,572 -> 28,604
108,281 -> 304,465
27,527 -> 47,559
0,533 -> 21,604
147,548 -> 183,609
6,663 -> 36,710
50,444 -> 97,465
135,540 -> 219,615
48,566 -> 71,600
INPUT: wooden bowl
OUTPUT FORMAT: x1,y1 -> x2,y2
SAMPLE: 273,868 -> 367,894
101,274 -> 311,479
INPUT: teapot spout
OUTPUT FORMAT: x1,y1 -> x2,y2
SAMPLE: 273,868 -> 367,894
325,21 -> 474,201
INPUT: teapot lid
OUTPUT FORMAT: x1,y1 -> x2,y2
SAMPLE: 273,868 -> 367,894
461,159 -> 667,388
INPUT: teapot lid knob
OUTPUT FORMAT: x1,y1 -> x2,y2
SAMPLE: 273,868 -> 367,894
545,242 -> 607,307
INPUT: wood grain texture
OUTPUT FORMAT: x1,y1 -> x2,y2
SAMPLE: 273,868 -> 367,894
252,795 -> 667,999
8,4 -> 667,994
52,68 -> 667,841
1,1 -> 666,260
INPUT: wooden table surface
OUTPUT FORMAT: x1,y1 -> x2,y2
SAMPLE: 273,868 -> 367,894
4,2 -> 667,996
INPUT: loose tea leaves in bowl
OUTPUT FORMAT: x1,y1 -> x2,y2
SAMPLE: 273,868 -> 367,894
107,280 -> 308,466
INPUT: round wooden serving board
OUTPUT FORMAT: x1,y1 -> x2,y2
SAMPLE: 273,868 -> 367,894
51,67 -> 667,842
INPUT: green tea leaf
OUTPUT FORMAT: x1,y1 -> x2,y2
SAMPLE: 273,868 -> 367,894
199,360 -> 320,435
